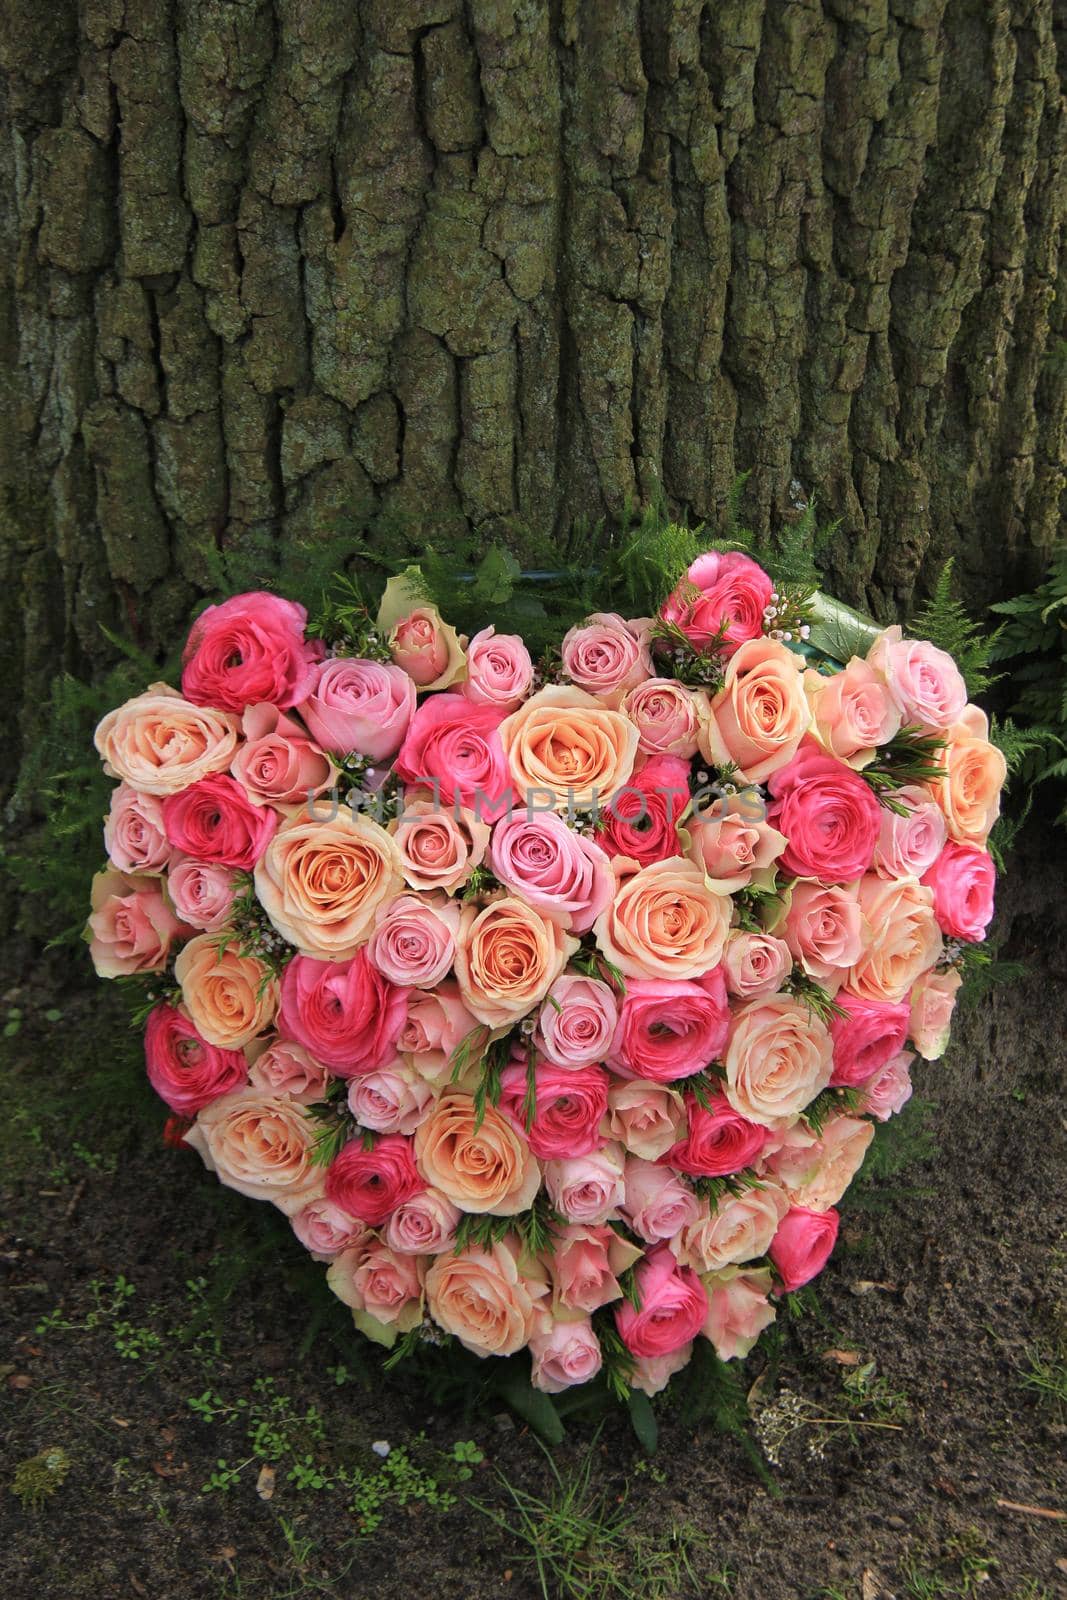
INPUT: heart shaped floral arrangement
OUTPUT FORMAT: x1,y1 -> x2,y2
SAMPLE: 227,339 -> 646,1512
87,538 -> 1006,1402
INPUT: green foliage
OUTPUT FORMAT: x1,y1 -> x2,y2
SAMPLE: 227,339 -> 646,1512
989,544 -> 1067,823
908,559 -> 1003,699
857,1098 -> 938,1186
10,1447 -> 72,1511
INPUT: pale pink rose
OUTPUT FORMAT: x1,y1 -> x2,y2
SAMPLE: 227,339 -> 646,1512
94,685 -> 240,797
561,612 -> 653,705
909,967 -> 962,1060
544,1146 -> 626,1225
167,857 -> 240,932
764,1116 -> 874,1211
104,783 -> 172,874
724,996 -> 834,1129
291,1199 -> 369,1260
463,626 -> 534,713
850,875 -> 942,1002
384,1188 -> 461,1255
534,974 -> 618,1068
297,658 -> 416,763
623,678 -> 708,759
327,1239 -> 424,1346
390,796 -> 490,895
867,626 -> 967,733
530,1318 -> 603,1392
547,1224 -> 642,1318
622,1157 -> 702,1244
629,1342 -> 693,1395
606,1080 -> 686,1160
700,638 -> 809,784
858,1049 -> 914,1121
185,1088 -> 321,1214
87,869 -> 187,978
684,803 -> 787,894
779,880 -> 868,991
702,1267 -> 776,1360
398,984 -> 480,1085
672,1183 -> 789,1273
247,1038 -> 330,1104
488,811 -> 614,934
347,1063 -> 434,1135
804,659 -> 901,767
366,892 -> 459,988
231,703 -> 333,805
874,784 -> 948,880
378,574 -> 467,692
723,931 -> 793,1000
424,1241 -> 550,1357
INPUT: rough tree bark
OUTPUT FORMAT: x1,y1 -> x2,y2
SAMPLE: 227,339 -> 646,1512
1,0 -> 1064,798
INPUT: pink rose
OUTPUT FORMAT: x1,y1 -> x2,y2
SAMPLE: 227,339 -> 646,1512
767,742 -> 881,883
398,983 -> 479,1084
394,695 -> 512,818
615,1246 -> 709,1357
144,1002 -> 247,1114
874,784 -> 947,880
104,783 -> 172,874
629,1343 -> 694,1395
488,810 -> 614,934
597,755 -> 691,867
162,774 -> 277,869
685,803 -> 787,893
297,658 -> 415,763
779,880 -> 867,988
530,1318 -> 603,1393
534,974 -> 618,1069
858,1049 -> 914,1121
623,678 -> 707,759
278,952 -> 408,1076
347,1065 -> 434,1135
366,893 -> 459,988
327,1239 -> 424,1343
181,591 -> 322,713
702,1267 -> 777,1360
805,658 -> 901,766
769,1205 -> 840,1292
291,1199 -> 368,1260
909,967 -> 962,1060
390,796 -> 490,894
499,1054 -> 609,1159
547,1224 -> 641,1316
621,1157 -> 702,1243
167,857 -> 239,932
606,1080 -> 686,1160
231,703 -> 333,806
922,842 -> 996,943
661,551 -> 773,654
667,1092 -> 770,1177
384,1188 -> 461,1255
867,626 -> 967,733
765,1116 -> 874,1210
247,1038 -> 330,1103
463,626 -> 534,713
723,931 -> 793,999
325,1133 -> 424,1226
561,612 -> 652,703
544,1147 -> 626,1224
828,992 -> 911,1086
87,869 -> 187,977
609,970 -> 730,1083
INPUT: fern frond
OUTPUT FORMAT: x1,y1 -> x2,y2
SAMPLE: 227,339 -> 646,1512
908,560 -> 1003,698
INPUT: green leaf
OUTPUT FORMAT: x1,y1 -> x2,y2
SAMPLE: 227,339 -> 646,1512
493,1365 -> 565,1444
626,1389 -> 658,1455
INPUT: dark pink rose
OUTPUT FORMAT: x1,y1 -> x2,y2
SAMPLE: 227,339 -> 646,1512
614,1245 -> 709,1357
498,1054 -> 609,1159
766,740 -> 881,882
921,842 -> 995,943
666,1091 -> 770,1177
297,657 -> 415,763
162,773 -> 277,869
145,1002 -> 247,1115
597,755 -> 691,867
394,695 -> 513,819
609,969 -> 730,1083
769,1204 -> 840,1292
660,551 -> 774,654
324,1133 -> 424,1226
181,591 -> 323,713
828,992 -> 911,1087
278,951 -> 407,1076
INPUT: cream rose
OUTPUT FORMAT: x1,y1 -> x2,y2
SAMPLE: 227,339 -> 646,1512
765,1115 -> 874,1210
700,638 -> 809,784
672,1181 -> 789,1273
499,685 -> 639,808
414,1091 -> 540,1214
849,875 -> 942,1003
254,810 -> 404,959
424,1240 -> 549,1357
594,857 -> 731,980
95,684 -> 240,796
174,933 -> 278,1049
185,1088 -> 320,1214
724,995 -> 834,1129
455,896 -> 577,1028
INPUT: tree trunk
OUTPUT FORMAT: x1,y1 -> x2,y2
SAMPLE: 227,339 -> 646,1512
1,0 -> 1064,796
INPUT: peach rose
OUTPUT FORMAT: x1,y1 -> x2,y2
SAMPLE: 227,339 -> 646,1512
684,803 -> 787,893
849,875 -> 942,1003
594,857 -> 731,980
764,1115 -> 874,1210
606,1080 -> 687,1161
414,1091 -> 540,1214
700,638 -> 809,784
909,966 -> 962,1060
327,1239 -> 424,1348
87,869 -> 187,977
623,678 -> 708,759
701,1266 -> 776,1360
174,933 -> 278,1048
776,879 -> 869,991
724,995 -> 834,1129
546,1224 -> 642,1318
424,1240 -> 550,1357
377,571 -> 467,692
455,896 -> 577,1028
246,1038 -> 330,1103
231,703 -> 334,807
254,810 -> 404,959
390,795 -> 491,894
185,1088 -> 320,1214
499,685 -> 639,809
672,1182 -> 789,1274
347,1064 -> 434,1135
930,722 -> 1006,847
803,659 -> 901,768
94,684 -> 240,796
